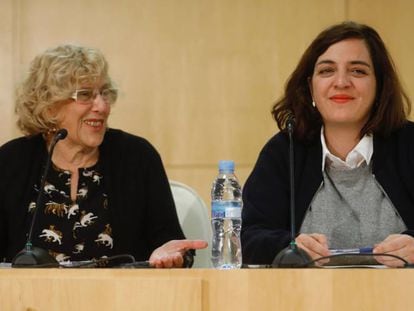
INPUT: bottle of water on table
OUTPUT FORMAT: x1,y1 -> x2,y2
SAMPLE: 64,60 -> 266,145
211,160 -> 242,269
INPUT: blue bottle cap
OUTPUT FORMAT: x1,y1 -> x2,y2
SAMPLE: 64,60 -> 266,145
219,160 -> 235,172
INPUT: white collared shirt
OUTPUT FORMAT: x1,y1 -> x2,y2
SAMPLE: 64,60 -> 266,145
320,127 -> 373,171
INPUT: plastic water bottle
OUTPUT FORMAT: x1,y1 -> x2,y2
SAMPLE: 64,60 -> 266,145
211,160 -> 242,269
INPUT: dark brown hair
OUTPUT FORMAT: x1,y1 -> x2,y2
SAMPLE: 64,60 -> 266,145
272,21 -> 411,142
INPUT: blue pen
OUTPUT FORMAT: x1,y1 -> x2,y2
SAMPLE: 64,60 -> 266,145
359,247 -> 374,254
330,247 -> 373,254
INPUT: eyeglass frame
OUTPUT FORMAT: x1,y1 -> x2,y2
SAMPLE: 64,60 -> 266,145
70,87 -> 118,104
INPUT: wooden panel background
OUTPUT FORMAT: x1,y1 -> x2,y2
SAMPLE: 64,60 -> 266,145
1,0 -> 413,209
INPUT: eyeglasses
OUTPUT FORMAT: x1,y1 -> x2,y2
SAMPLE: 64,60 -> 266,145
70,88 -> 118,104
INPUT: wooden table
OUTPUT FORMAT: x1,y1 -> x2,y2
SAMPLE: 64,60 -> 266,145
0,268 -> 413,310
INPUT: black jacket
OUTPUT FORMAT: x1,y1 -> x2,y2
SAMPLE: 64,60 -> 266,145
241,122 -> 414,264
0,128 -> 185,262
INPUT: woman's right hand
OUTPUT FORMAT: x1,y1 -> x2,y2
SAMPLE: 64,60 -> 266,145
296,233 -> 330,265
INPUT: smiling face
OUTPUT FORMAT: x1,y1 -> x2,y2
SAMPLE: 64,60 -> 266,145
53,81 -> 112,151
310,38 -> 377,132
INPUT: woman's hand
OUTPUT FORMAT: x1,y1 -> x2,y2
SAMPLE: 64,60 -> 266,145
149,239 -> 208,268
296,233 -> 330,265
373,234 -> 414,267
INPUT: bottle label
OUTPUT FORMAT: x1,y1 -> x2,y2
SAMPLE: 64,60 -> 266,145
212,201 -> 242,218
225,207 -> 241,218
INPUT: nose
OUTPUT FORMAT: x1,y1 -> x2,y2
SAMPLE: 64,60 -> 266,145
334,70 -> 351,88
91,93 -> 109,112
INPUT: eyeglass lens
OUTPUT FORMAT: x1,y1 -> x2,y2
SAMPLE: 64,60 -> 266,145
76,89 -> 117,103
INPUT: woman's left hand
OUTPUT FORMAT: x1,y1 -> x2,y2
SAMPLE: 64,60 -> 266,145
373,234 -> 414,267
149,239 -> 208,268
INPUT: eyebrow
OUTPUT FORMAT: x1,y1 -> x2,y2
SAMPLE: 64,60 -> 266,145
315,60 -> 372,68
78,84 -> 111,90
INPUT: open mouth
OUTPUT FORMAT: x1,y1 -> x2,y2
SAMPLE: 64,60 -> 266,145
83,119 -> 104,128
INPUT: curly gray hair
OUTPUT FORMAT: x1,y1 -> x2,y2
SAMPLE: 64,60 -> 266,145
15,44 -> 116,135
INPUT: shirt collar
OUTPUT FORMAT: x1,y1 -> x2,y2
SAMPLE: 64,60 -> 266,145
320,127 -> 373,171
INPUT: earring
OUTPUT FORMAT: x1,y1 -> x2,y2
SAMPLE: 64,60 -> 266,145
312,101 -> 316,108
47,127 -> 57,135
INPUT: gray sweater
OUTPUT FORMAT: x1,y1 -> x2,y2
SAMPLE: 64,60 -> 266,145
300,163 -> 406,248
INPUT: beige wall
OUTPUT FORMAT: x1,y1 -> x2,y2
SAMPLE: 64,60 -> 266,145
1,0 -> 414,206
0,0 -> 16,141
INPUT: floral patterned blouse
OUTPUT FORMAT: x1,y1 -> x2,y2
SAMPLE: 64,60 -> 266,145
29,161 -> 114,262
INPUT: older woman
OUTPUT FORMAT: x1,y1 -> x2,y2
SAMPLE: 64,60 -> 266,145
0,44 -> 206,268
241,21 -> 414,267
